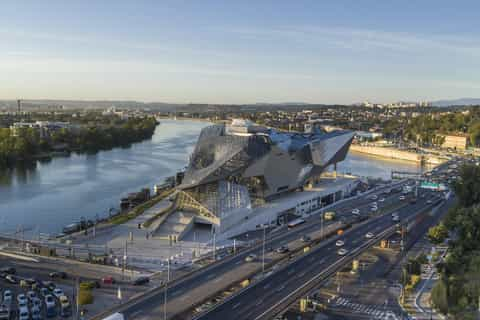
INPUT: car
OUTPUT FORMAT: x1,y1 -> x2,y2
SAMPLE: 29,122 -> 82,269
370,195 -> 378,200
42,281 -> 56,291
46,305 -> 57,318
245,254 -> 257,262
300,235 -> 311,242
337,248 -> 348,256
2,290 -> 12,305
53,288 -> 64,299
40,287 -> 50,297
49,271 -> 67,279
17,294 -> 28,307
32,297 -> 42,308
370,202 -> 377,207
427,199 -> 433,204
60,305 -> 72,318
379,197 -> 385,202
102,276 -> 116,285
335,240 -> 345,247
399,195 -> 406,200
0,305 -> 10,320
351,208 -> 360,215
31,306 -> 42,320
365,232 -> 375,239
5,275 -> 17,284
18,306 -> 29,320
276,246 -> 289,254
27,291 -> 37,301
0,267 -> 15,275
370,206 -> 378,212
44,294 -> 56,309
392,216 -> 400,222
59,295 -> 70,309
133,276 -> 150,286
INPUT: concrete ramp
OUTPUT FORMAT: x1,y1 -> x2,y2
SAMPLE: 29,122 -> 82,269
153,211 -> 196,240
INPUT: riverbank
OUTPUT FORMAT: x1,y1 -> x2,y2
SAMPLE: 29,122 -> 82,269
350,144 -> 446,165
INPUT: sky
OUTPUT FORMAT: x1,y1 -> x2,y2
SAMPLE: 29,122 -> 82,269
1,0 -> 479,104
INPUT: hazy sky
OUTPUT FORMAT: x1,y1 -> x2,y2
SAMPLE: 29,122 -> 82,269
1,1 -> 479,104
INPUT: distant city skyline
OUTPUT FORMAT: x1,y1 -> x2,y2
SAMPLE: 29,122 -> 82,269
1,1 -> 479,104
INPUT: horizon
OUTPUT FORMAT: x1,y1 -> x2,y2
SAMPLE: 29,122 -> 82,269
1,1 -> 480,104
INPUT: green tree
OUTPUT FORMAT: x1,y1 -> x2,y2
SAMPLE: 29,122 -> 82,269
428,223 -> 449,244
432,280 -> 449,314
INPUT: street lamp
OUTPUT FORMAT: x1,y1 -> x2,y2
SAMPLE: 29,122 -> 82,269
262,224 -> 266,274
164,258 -> 170,320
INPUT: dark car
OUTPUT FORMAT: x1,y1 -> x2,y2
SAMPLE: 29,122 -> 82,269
133,276 -> 150,286
49,272 -> 67,279
300,235 -> 311,243
42,281 -> 56,291
0,267 -> 16,275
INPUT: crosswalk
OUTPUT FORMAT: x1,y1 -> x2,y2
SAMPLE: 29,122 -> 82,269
332,296 -> 400,319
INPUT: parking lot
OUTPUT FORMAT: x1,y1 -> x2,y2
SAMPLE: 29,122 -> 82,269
0,266 -> 74,319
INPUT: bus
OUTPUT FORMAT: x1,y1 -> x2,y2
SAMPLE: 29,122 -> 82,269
287,218 -> 306,228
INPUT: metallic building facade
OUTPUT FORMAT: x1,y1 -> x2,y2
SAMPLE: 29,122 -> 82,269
179,120 -> 354,217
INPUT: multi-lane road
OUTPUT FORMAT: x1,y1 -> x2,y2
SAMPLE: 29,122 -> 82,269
196,192 -> 445,320
94,181 -> 411,319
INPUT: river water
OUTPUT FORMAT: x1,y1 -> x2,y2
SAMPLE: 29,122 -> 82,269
0,120 -> 427,235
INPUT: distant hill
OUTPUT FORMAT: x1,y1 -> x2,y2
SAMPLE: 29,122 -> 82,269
432,98 -> 480,107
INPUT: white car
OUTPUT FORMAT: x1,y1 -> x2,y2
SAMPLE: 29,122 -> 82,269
53,288 -> 64,299
370,202 -> 377,207
245,254 -> 257,262
399,195 -> 406,200
379,198 -> 385,202
365,232 -> 375,239
370,195 -> 378,200
337,248 -> 348,256
335,240 -> 345,247
352,208 -> 360,215
45,294 -> 56,309
18,307 -> 29,320
371,206 -> 378,212
3,290 -> 12,303
17,294 -> 28,307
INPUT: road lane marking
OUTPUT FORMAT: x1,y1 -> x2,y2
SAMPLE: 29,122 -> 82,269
233,302 -> 242,309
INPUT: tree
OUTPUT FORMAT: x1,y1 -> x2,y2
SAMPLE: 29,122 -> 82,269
428,223 -> 449,244
432,280 -> 449,314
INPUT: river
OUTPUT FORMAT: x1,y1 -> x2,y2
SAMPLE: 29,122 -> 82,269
0,120 -> 427,235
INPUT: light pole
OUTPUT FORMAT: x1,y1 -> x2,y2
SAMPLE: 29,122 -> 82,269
262,225 -> 266,274
164,258 -> 170,320
320,211 -> 324,240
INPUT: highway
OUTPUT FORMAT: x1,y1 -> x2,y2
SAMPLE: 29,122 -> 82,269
196,192 -> 444,320
93,181 -> 410,320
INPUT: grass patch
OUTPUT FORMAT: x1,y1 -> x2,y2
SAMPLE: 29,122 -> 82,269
110,189 -> 175,225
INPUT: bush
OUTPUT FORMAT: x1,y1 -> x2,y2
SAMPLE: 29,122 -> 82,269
78,288 -> 93,305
